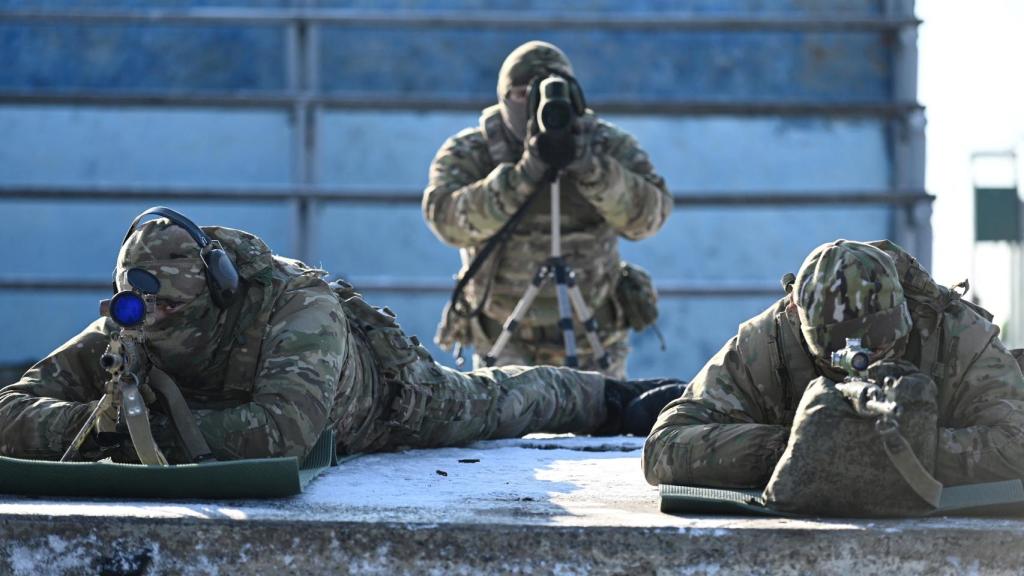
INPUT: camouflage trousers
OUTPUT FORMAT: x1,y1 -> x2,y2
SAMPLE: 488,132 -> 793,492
347,359 -> 610,452
470,314 -> 630,379
384,362 -> 609,450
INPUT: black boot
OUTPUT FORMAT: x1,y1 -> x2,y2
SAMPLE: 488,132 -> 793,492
622,382 -> 687,436
596,378 -> 686,436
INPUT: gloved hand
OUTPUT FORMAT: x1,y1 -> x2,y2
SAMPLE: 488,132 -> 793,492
867,360 -> 938,417
866,359 -> 919,381
565,113 -> 599,179
526,115 -> 578,174
514,118 -> 551,184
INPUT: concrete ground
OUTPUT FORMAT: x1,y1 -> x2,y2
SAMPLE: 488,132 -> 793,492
2,435 -> 1024,575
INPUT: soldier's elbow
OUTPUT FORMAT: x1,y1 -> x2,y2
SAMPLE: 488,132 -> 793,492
641,428 -> 676,486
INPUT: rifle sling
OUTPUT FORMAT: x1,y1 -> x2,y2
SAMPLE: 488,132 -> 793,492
879,426 -> 943,508
149,367 -> 215,463
121,378 -> 169,465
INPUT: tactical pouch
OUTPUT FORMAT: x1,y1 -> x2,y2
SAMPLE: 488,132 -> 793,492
330,280 -> 454,435
763,374 -> 939,517
614,262 -> 659,332
435,300 -> 473,353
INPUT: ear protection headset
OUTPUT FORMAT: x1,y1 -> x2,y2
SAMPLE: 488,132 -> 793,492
117,206 -> 240,308
526,70 -> 586,123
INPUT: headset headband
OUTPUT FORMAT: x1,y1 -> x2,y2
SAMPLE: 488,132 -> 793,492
117,206 -> 240,308
123,206 -> 211,248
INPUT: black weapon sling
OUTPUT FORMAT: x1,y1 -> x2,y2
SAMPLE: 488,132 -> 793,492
448,178 -> 548,320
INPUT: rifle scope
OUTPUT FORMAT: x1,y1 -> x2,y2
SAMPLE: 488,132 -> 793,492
831,337 -> 871,375
108,291 -> 146,328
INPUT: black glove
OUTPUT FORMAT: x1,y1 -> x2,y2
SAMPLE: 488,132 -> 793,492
524,115 -> 577,174
565,114 -> 598,178
515,118 -> 551,184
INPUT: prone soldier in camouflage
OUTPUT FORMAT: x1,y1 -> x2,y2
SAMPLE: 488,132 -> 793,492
644,240 -> 1024,493
0,217 -> 678,463
422,40 -> 672,377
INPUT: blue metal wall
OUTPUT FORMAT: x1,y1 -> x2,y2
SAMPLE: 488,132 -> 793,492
0,0 -> 922,381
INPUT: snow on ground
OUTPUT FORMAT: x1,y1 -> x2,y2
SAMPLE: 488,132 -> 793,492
0,435 -> 669,527
0,434 -> 1014,532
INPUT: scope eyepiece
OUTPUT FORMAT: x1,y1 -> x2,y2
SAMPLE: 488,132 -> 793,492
537,76 -> 574,133
108,291 -> 146,327
831,337 -> 871,375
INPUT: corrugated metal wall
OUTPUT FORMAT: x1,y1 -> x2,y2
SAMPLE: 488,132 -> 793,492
0,0 -> 928,380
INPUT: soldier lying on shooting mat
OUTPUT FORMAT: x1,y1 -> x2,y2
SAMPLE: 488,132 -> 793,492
423,40 -> 671,377
0,210 -> 681,464
644,240 -> 1024,516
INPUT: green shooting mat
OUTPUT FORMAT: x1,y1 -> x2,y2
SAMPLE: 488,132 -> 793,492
660,479 -> 1024,517
0,429 -> 339,500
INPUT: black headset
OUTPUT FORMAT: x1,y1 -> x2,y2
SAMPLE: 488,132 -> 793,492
117,207 -> 241,308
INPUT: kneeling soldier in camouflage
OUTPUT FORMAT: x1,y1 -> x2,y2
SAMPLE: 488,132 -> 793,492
0,208 -> 679,463
644,240 -> 1024,515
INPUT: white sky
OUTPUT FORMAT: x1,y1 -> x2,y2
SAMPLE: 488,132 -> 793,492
918,0 -> 1024,333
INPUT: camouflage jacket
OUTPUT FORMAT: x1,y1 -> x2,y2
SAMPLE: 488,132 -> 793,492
644,243 -> 1024,489
0,234 -> 385,462
422,105 -> 671,328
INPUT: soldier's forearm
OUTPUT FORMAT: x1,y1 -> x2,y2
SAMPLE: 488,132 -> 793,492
193,404 -> 289,460
193,397 -> 328,461
935,423 -> 1024,485
643,422 -> 790,488
425,165 -> 536,247
0,393 -> 98,459
573,156 -> 670,240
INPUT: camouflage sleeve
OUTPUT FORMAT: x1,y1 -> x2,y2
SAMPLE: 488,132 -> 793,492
422,128 -> 540,247
571,120 -> 672,241
0,318 -> 111,459
193,282 -> 347,460
934,320 -> 1024,485
643,309 -> 791,488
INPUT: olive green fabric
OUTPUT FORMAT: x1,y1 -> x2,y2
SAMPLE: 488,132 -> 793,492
0,429 -> 338,499
660,479 -> 1024,517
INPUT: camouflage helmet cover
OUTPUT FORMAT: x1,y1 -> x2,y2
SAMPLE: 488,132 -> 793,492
114,219 -> 273,377
794,239 -> 912,359
116,219 -> 209,303
497,40 -> 574,140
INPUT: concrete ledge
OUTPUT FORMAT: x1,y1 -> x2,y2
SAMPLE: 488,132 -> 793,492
2,436 -> 1023,575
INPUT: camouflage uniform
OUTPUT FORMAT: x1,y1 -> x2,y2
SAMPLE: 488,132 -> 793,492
643,240 -> 1024,489
0,221 -> 612,462
423,41 -> 671,377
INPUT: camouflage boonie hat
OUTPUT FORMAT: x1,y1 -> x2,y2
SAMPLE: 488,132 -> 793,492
497,40 -> 574,98
794,240 -> 912,358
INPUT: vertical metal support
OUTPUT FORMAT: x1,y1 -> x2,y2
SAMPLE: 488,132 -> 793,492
286,3 -> 319,264
886,0 -> 930,270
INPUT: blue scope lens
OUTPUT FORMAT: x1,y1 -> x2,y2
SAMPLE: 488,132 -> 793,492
110,291 -> 146,327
